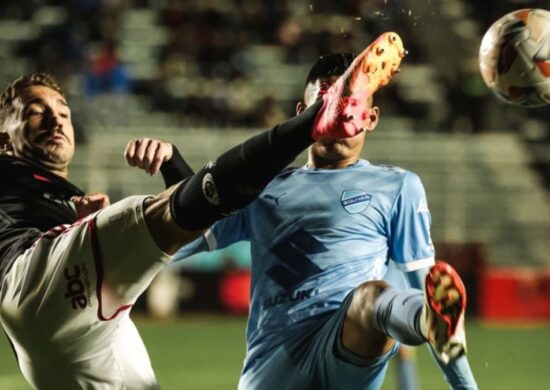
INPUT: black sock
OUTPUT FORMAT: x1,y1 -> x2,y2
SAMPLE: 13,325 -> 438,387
169,100 -> 322,230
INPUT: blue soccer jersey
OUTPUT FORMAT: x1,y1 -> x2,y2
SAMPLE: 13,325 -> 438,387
175,159 -> 435,372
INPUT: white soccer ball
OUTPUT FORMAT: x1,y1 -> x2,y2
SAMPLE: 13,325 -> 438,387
479,8 -> 550,107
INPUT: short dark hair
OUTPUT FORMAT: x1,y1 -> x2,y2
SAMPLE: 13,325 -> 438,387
0,73 -> 64,126
304,53 -> 356,86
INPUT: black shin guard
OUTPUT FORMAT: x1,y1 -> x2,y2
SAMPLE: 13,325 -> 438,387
170,100 -> 322,230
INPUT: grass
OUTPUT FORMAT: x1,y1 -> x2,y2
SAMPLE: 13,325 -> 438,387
1,317 -> 549,389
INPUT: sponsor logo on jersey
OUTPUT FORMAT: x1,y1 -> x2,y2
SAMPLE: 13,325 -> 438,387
263,192 -> 286,205
202,173 -> 220,205
376,164 -> 405,173
266,229 -> 326,290
263,288 -> 314,308
341,190 -> 372,214
64,264 -> 92,310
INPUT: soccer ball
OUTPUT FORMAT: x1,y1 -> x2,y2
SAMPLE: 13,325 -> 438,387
479,8 -> 550,107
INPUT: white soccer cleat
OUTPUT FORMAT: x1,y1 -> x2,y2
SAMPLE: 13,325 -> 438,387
421,261 -> 468,364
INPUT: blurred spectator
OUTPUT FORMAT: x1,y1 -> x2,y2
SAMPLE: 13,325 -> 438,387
4,0 -> 542,130
257,95 -> 287,127
278,17 -> 303,63
84,41 -> 130,96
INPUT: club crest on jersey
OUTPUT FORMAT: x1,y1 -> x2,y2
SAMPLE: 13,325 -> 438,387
341,190 -> 371,214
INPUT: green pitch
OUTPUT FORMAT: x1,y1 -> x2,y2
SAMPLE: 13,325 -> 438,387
1,317 -> 548,389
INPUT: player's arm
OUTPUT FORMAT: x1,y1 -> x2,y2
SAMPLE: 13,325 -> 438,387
428,346 -> 478,390
391,172 -> 478,389
172,208 -> 249,263
389,172 -> 435,274
404,267 -> 427,290
124,138 -> 195,188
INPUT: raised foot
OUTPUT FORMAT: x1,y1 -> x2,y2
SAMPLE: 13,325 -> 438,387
421,261 -> 468,364
312,32 -> 407,140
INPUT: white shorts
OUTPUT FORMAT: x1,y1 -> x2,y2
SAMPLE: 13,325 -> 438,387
0,196 -> 171,390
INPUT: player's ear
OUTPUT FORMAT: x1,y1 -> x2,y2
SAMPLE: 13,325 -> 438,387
296,101 -> 306,115
364,106 -> 380,132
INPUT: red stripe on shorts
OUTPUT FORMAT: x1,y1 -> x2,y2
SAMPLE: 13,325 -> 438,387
88,218 -> 133,321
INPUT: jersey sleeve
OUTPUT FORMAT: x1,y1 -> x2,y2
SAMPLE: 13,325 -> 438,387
389,172 -> 435,272
172,209 -> 249,262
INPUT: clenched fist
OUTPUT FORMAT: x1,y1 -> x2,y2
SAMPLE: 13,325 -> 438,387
124,138 -> 173,175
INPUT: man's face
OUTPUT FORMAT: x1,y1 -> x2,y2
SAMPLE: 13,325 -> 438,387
299,76 -> 377,165
9,85 -> 75,172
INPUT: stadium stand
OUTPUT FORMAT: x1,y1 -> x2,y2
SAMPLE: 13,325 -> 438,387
1,1 -> 549,317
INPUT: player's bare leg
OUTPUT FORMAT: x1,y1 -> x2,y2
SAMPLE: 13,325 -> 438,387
342,262 -> 468,364
142,185 -> 200,255
343,280 -> 397,357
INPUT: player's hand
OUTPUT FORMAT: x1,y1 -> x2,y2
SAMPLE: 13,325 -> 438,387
124,138 -> 173,175
71,193 -> 110,219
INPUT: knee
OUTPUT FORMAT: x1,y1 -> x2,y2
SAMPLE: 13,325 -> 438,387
349,280 -> 390,324
143,187 -> 204,254
342,280 -> 394,355
354,280 -> 391,307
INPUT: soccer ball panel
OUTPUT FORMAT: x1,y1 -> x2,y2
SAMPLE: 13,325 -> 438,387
479,8 -> 550,107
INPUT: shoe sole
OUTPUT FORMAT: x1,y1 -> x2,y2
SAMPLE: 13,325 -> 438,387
326,32 -> 406,131
312,32 -> 407,140
336,32 -> 406,108
425,261 -> 467,361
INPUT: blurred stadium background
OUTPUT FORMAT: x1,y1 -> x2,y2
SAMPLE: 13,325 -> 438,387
1,0 -> 549,388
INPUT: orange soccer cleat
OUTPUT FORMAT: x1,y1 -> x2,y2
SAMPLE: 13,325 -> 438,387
312,32 -> 407,140
421,261 -> 468,364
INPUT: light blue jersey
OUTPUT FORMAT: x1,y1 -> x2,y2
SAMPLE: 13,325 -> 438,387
176,159 -> 435,377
